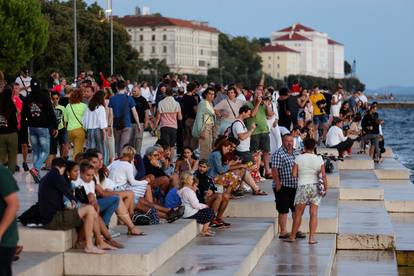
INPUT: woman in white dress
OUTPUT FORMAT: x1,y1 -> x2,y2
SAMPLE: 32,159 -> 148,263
265,91 -> 282,155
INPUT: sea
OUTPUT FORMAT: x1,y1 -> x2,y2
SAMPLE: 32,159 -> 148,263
375,93 -> 414,183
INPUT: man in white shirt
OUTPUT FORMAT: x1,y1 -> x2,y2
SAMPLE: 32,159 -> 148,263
326,118 -> 354,157
15,68 -> 32,98
232,105 -> 256,163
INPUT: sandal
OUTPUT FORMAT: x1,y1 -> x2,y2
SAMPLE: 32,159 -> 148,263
278,233 -> 290,239
252,189 -> 268,196
296,231 -> 306,239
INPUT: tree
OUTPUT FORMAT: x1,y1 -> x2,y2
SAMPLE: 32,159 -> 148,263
344,60 -> 352,76
0,0 -> 48,75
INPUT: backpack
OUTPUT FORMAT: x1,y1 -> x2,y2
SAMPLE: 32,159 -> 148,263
18,202 -> 42,226
223,119 -> 243,141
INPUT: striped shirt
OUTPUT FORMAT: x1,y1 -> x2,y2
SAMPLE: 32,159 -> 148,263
271,146 -> 299,188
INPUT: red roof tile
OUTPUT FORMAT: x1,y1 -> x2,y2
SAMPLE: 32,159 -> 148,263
115,15 -> 219,33
261,44 -> 300,53
274,32 -> 311,41
277,23 -> 315,32
328,38 -> 343,46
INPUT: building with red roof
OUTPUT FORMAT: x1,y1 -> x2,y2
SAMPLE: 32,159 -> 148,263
259,44 -> 300,79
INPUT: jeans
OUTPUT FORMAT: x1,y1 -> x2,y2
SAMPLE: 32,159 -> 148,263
97,195 -> 120,226
86,128 -> 105,155
29,127 -> 50,170
114,127 -> 131,157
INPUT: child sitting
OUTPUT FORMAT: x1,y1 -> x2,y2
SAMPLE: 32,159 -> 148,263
177,172 -> 215,236
194,160 -> 231,228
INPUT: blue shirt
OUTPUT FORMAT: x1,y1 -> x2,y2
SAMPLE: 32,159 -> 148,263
164,188 -> 181,208
207,151 -> 229,178
108,93 -> 136,128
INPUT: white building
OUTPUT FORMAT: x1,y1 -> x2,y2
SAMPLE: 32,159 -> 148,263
116,15 -> 219,75
259,44 -> 300,80
270,23 -> 344,79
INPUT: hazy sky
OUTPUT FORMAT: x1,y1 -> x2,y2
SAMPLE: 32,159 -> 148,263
86,0 -> 414,89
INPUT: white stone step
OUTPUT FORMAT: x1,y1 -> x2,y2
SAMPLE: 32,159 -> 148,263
389,213 -> 414,266
374,158 -> 411,180
339,171 -> 384,200
381,180 -> 414,212
224,182 -> 338,233
152,218 -> 274,276
64,219 -> 197,275
337,155 -> 374,170
18,227 -> 76,252
328,171 -> 340,188
383,147 -> 394,158
13,252 -> 63,276
337,201 -> 395,250
332,250 -> 398,276
251,234 -> 336,276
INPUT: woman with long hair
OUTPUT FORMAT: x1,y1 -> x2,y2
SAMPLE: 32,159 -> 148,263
0,86 -> 19,173
83,90 -> 107,159
65,89 -> 87,159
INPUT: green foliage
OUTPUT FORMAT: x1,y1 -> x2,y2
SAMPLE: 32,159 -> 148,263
285,75 -> 365,92
33,0 -> 140,82
0,0 -> 48,75
344,60 -> 352,75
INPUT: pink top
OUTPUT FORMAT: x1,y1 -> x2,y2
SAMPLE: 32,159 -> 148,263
13,95 -> 22,129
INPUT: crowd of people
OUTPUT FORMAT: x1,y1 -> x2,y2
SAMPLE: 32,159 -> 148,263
0,68 -> 385,273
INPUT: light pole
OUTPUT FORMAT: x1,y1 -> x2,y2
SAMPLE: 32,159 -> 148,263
73,0 -> 78,79
106,0 -> 114,76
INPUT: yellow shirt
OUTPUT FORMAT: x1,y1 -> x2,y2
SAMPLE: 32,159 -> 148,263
310,93 -> 326,116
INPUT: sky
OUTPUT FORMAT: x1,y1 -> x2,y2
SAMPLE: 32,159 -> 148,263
86,0 -> 414,89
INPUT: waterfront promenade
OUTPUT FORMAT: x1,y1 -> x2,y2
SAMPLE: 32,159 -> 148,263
11,133 -> 414,275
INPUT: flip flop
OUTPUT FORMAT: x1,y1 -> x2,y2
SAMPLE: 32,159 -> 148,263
278,233 -> 290,239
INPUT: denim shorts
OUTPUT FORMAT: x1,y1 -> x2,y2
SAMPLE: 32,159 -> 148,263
313,115 -> 328,126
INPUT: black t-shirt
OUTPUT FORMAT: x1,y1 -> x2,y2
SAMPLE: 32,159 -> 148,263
0,111 -> 18,134
322,92 -> 332,115
194,171 -> 216,204
182,94 -> 200,119
287,95 -> 299,114
59,97 -> 69,107
131,96 -> 150,124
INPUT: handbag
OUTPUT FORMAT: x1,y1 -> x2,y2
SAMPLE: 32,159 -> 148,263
317,179 -> 326,196
69,104 -> 87,135
74,186 -> 89,204
113,94 -> 129,130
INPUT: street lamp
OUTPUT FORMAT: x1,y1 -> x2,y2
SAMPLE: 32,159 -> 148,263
105,0 -> 113,75
73,0 -> 78,79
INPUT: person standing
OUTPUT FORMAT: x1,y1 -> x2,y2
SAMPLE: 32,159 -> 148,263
21,80 -> 58,183
12,83 -> 29,171
130,85 -> 150,154
108,81 -> 140,157
14,67 -> 31,98
246,85 -> 274,178
286,138 -> 327,244
309,86 -> 328,142
214,86 -> 245,135
232,105 -> 255,163
65,89 -> 87,160
182,82 -> 200,151
192,87 -> 216,160
0,164 -> 20,276
271,134 -> 305,239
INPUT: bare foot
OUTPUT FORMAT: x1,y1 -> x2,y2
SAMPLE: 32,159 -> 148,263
97,241 -> 117,250
106,239 -> 124,249
200,231 -> 215,237
84,246 -> 106,254
128,227 -> 145,236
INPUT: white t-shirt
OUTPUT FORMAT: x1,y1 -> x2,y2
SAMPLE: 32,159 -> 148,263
326,125 -> 346,147
82,105 -> 108,129
141,87 -> 153,103
358,94 -> 368,104
294,153 -> 324,186
108,159 -> 148,189
72,177 -> 95,195
232,119 -> 250,152
15,75 -> 32,97
330,94 -> 342,117
236,93 -> 246,102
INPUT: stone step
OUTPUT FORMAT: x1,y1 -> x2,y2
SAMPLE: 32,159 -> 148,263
374,158 -> 411,180
224,182 -> 338,233
328,171 -> 340,188
337,155 -> 374,170
331,250 -> 398,276
380,180 -> 414,212
339,171 -> 384,200
63,219 -> 197,275
13,252 -> 63,276
389,213 -> 414,266
18,227 -> 76,252
251,234 -> 336,276
383,147 -> 394,158
152,218 -> 274,276
337,201 -> 395,250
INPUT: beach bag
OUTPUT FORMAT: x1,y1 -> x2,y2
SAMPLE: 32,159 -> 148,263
132,212 -> 151,225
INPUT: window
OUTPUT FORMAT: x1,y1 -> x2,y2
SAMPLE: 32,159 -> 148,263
163,46 -> 167,53
211,51 -> 218,56
199,60 -> 206,67
151,27 -> 156,31
140,28 -> 143,31
139,35 -> 143,41
200,49 -> 204,55
139,46 -> 143,53
277,56 -> 280,60
163,34 -> 167,41
277,64 -> 280,69
152,35 -> 156,41
277,73 -> 280,78
128,29 -> 132,32
152,46 -> 156,53
268,56 -> 271,60
268,64 -> 271,69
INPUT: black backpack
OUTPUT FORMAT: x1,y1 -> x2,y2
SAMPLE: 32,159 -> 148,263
18,202 -> 41,226
224,120 -> 243,141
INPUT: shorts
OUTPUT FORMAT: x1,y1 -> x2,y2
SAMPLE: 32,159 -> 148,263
45,209 -> 82,230
18,127 -> 29,145
274,186 -> 297,214
50,128 -> 68,155
160,127 -> 177,147
294,184 -> 322,206
250,133 -> 270,153
313,115 -> 328,126
235,150 -> 253,163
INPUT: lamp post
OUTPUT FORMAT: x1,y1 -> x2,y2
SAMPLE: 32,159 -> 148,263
106,0 -> 113,76
73,0 -> 78,79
